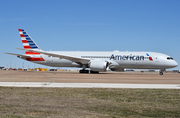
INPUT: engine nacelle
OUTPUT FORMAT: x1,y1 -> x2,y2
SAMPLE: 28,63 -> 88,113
89,60 -> 109,72
110,68 -> 124,72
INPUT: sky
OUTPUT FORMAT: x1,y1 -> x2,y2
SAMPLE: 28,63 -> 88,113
0,0 -> 180,70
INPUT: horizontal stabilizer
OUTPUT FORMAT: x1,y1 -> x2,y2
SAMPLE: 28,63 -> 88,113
3,52 -> 32,58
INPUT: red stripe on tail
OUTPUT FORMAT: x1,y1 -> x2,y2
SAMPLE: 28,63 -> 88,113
25,51 -> 40,55
24,46 -> 31,49
22,40 -> 28,43
20,34 -> 25,37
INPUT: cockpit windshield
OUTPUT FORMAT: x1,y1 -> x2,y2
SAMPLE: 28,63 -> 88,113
167,57 -> 173,60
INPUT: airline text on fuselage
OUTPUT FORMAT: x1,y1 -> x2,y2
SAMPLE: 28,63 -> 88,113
110,54 -> 145,61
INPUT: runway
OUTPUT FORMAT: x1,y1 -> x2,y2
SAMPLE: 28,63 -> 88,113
0,82 -> 180,89
0,70 -> 180,89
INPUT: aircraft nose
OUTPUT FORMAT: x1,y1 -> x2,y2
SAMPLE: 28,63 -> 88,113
174,61 -> 178,67
171,61 -> 178,68
165,60 -> 178,68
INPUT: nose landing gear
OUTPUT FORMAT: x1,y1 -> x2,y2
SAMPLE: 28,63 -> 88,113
159,72 -> 163,75
159,69 -> 165,75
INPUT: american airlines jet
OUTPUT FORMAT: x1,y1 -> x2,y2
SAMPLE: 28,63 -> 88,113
4,29 -> 178,75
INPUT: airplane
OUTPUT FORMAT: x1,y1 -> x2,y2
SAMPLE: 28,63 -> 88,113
4,29 -> 178,75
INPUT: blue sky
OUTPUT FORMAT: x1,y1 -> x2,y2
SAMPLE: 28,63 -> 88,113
0,0 -> 180,70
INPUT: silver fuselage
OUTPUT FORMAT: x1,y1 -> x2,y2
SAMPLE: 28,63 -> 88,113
19,51 -> 178,70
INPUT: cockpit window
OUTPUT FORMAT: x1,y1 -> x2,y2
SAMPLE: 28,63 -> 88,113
167,57 -> 173,60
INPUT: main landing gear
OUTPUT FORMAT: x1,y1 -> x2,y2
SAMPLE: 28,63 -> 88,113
79,65 -> 99,74
79,70 -> 99,74
79,70 -> 89,73
90,70 -> 99,74
79,64 -> 89,73
159,69 -> 165,75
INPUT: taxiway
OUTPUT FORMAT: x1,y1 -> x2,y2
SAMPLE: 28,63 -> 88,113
0,70 -> 180,89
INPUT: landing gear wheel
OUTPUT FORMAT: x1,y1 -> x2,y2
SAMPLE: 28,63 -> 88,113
79,70 -> 89,73
159,72 -> 163,75
90,70 -> 99,74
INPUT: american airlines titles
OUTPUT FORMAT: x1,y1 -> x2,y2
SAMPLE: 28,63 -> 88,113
110,54 -> 145,61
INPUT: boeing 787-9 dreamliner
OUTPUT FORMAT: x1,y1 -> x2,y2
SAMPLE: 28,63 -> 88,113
4,29 -> 178,75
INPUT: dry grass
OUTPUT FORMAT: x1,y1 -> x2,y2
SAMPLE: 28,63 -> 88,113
0,87 -> 179,118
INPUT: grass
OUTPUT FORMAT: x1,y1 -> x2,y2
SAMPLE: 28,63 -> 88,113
0,87 -> 179,118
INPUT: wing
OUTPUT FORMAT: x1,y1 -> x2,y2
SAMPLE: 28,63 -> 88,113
15,48 -> 90,64
3,52 -> 32,58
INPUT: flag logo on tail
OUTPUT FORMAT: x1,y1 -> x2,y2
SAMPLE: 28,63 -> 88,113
18,29 -> 44,61
18,29 -> 40,49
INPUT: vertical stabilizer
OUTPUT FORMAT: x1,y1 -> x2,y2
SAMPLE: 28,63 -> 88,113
18,29 -> 41,55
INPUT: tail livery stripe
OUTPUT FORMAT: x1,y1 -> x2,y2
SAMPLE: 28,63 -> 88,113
18,29 -> 40,50
20,34 -> 25,37
21,37 -> 26,40
23,43 -> 29,46
18,29 -> 24,32
22,40 -> 28,43
25,52 -> 41,55
24,46 -> 31,49
18,29 -> 41,55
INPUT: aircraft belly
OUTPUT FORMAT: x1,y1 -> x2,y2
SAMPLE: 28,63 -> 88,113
44,58 -> 80,67
116,60 -> 141,68
147,61 -> 165,69
115,60 -> 164,69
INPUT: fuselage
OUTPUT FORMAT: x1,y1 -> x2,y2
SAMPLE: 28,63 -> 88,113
19,51 -> 178,70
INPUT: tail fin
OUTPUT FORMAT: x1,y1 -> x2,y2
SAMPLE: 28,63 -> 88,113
18,29 -> 41,55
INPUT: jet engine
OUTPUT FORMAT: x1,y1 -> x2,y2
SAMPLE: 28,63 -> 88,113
89,60 -> 109,72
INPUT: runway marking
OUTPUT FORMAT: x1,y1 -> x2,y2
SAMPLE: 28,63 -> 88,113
0,82 -> 180,89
